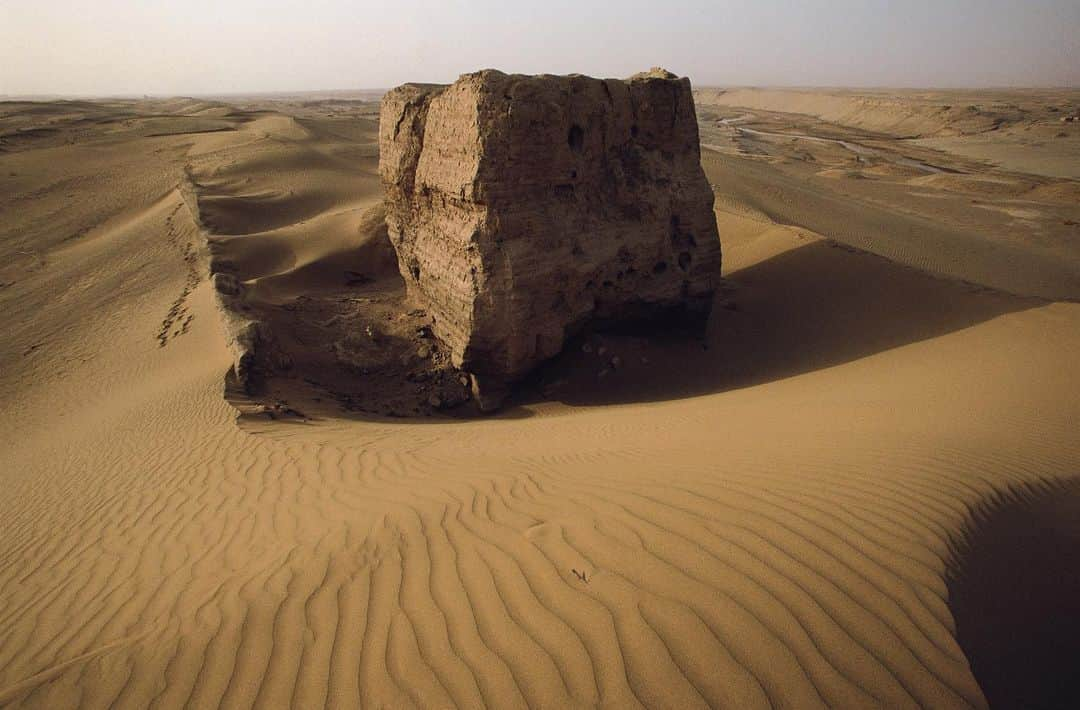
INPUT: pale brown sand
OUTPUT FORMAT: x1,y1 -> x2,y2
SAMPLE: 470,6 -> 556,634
698,87 -> 1080,179
1,95 -> 1079,708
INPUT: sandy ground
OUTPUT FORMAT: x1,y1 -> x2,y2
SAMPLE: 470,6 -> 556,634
1,90 -> 1079,708
698,87 -> 1080,179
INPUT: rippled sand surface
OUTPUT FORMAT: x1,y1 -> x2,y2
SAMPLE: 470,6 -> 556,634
1,93 -> 1078,708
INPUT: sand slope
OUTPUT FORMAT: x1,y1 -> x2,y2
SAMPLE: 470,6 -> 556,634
1,97 -> 1079,708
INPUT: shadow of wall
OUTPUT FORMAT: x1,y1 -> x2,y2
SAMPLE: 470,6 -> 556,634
525,239 -> 1039,408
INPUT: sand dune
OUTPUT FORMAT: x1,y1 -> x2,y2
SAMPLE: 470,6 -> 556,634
695,94 -> 1080,302
697,87 -> 1080,179
2,93 -> 1079,708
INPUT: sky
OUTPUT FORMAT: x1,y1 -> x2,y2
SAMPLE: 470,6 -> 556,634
2,0 -> 1078,96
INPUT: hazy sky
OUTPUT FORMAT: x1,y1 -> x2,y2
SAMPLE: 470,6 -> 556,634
2,0 -> 1078,96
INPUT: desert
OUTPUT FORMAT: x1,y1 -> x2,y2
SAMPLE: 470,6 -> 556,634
3,5 -> 1080,709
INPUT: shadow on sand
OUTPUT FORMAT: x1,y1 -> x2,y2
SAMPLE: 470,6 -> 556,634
519,239 -> 1041,408
946,477 -> 1080,710
233,238 -> 1041,425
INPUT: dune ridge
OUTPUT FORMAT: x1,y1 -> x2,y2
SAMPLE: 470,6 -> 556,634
2,94 -> 1079,708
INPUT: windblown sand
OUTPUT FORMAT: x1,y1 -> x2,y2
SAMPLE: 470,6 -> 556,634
1,91 -> 1078,708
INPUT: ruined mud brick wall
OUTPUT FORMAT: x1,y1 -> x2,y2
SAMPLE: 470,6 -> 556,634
380,68 -> 721,389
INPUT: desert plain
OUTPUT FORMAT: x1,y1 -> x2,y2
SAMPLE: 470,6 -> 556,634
1,83 -> 1079,708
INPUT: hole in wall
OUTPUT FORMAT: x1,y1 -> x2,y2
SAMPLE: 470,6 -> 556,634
568,124 -> 585,152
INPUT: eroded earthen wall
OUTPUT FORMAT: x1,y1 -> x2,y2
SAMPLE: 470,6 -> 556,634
380,68 -> 721,386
